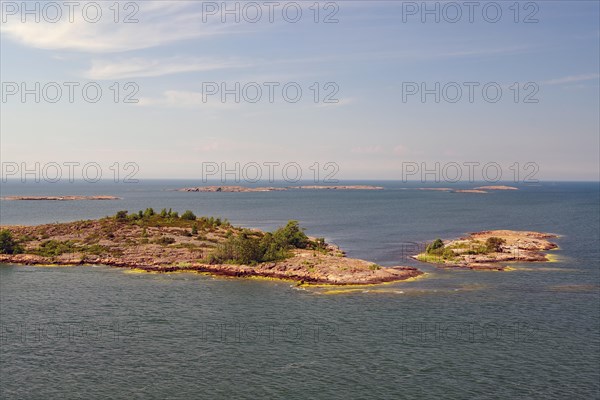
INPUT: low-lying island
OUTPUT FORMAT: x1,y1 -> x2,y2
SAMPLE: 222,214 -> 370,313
0,209 -> 421,285
414,230 -> 559,271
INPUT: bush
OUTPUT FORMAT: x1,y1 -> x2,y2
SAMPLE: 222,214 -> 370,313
485,237 -> 506,252
155,237 -> 175,245
442,248 -> 455,259
207,222 -> 308,265
0,230 -> 23,254
143,208 -> 155,218
273,220 -> 309,249
426,239 -> 444,254
35,240 -> 76,257
181,210 -> 197,221
115,210 -> 128,220
191,224 -> 198,235
208,232 -> 263,265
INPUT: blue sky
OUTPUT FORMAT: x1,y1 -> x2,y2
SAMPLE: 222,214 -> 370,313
1,1 -> 598,181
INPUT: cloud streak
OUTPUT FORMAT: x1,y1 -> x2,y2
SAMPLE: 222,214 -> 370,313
0,2 -> 248,53
85,57 -> 251,79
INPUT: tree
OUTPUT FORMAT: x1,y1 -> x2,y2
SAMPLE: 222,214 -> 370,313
143,208 -> 155,218
426,239 -> 444,254
160,208 -> 168,218
273,220 -> 309,249
485,237 -> 506,253
181,210 -> 197,221
0,230 -> 23,254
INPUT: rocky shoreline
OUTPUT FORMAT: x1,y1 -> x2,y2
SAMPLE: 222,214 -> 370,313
414,230 -> 559,271
0,212 -> 421,286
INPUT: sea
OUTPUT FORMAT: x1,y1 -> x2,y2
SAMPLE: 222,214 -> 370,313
1,180 -> 599,399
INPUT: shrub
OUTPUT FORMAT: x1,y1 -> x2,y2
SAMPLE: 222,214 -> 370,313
442,248 -> 456,259
181,210 -> 197,221
426,239 -> 444,254
0,230 -> 23,254
208,232 -> 262,265
155,237 -> 175,245
160,208 -> 168,218
35,240 -> 77,257
191,224 -> 198,235
485,237 -> 506,253
115,210 -> 128,220
273,220 -> 309,249
143,208 -> 155,218
369,264 -> 381,271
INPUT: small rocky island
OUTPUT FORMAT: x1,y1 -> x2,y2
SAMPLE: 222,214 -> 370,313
414,230 -> 559,271
0,209 -> 421,285
414,186 -> 519,194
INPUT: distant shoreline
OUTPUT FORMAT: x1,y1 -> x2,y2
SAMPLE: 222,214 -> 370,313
176,185 -> 384,193
1,196 -> 121,201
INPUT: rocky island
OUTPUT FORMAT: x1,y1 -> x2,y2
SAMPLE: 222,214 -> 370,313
176,185 -> 384,192
0,209 -> 421,285
177,186 -> 285,192
413,186 -> 519,194
414,230 -> 559,271
474,186 -> 519,191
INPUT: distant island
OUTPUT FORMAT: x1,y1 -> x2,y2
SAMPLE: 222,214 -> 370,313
414,185 -> 519,194
0,209 -> 421,285
414,230 -> 558,271
474,186 -> 519,191
1,196 -> 120,201
176,185 -> 384,192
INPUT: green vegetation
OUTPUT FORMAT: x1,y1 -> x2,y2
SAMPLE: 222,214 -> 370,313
485,237 -> 506,252
181,210 -> 197,221
422,238 -> 457,261
154,237 -> 176,246
35,240 -> 77,257
0,230 -> 23,254
369,264 -> 381,271
426,238 -> 444,254
207,220 -> 312,265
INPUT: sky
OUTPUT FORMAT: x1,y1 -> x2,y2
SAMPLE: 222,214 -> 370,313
1,0 -> 599,182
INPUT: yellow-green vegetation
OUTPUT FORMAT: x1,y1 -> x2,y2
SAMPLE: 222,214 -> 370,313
422,236 -> 507,263
415,230 -> 558,271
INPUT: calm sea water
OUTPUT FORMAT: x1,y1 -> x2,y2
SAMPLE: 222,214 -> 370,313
1,181 -> 599,399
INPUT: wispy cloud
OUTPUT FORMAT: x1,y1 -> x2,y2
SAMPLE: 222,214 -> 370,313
542,73 -> 600,86
85,57 -> 251,79
0,3 -> 247,53
137,90 -> 237,110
